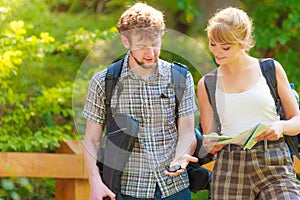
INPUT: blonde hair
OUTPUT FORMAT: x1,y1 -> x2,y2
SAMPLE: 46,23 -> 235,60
116,3 -> 165,34
206,7 -> 255,52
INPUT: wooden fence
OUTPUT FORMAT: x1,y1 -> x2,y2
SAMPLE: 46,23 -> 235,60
0,140 -> 299,200
0,140 -> 89,200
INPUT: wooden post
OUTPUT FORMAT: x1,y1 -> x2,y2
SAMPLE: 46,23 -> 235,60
55,140 -> 90,200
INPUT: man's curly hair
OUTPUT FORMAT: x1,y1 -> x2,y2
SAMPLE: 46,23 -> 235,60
116,3 -> 165,34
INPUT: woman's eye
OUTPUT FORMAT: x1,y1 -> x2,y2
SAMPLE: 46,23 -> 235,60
223,47 -> 230,50
210,43 -> 216,46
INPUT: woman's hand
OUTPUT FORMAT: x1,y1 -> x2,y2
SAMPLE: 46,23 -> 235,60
256,121 -> 284,141
203,132 -> 226,155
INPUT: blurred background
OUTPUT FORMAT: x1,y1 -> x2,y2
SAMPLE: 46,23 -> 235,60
0,0 -> 299,199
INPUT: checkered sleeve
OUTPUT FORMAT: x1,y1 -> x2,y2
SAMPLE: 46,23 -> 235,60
82,70 -> 106,125
178,71 -> 197,117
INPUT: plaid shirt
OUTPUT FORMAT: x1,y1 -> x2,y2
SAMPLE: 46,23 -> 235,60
82,53 -> 197,198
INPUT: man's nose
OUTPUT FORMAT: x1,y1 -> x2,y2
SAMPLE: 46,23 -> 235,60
144,47 -> 155,56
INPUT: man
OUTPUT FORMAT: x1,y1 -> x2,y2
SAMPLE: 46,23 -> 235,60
82,3 -> 197,200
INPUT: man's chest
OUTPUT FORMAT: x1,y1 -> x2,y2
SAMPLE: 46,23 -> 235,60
110,78 -> 176,124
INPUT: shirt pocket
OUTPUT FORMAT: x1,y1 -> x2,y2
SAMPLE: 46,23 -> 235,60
160,87 -> 176,124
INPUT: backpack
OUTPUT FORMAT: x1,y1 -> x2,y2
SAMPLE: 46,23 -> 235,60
103,58 -> 211,194
204,58 -> 300,160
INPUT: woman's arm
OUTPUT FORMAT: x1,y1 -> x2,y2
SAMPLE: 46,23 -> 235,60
276,60 -> 300,136
257,60 -> 300,141
197,77 -> 225,154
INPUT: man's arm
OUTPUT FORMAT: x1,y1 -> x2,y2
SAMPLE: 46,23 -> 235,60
164,71 -> 198,176
83,120 -> 116,200
177,113 -> 197,156
164,113 -> 198,176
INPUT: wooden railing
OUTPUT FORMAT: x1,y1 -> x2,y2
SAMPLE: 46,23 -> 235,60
0,140 -> 89,200
0,140 -> 299,200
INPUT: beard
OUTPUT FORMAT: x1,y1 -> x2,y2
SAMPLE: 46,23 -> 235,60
130,51 -> 158,69
139,62 -> 157,69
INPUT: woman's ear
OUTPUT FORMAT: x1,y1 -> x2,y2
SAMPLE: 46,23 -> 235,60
120,35 -> 130,49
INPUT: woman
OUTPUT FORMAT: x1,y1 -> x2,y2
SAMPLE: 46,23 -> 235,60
197,7 -> 300,199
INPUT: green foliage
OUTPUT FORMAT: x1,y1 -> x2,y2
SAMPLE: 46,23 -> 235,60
0,1 -> 74,198
192,190 -> 210,200
0,1 -> 74,152
45,0 -> 102,13
244,0 -> 300,89
0,82 -> 74,152
0,178 -> 33,200
0,178 -> 54,200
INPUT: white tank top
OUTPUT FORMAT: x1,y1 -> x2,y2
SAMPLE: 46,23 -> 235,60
216,75 -> 279,137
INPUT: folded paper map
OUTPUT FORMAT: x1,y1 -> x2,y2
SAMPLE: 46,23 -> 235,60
203,123 -> 269,150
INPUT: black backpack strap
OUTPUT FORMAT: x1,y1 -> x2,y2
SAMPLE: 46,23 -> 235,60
105,59 -> 124,128
171,62 -> 188,125
285,136 -> 300,160
204,69 -> 221,135
259,58 -> 284,119
259,58 -> 300,160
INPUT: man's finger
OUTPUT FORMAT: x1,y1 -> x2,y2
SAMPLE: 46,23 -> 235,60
108,193 -> 116,200
187,155 -> 198,163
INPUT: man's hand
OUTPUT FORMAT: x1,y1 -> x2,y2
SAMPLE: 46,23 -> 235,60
89,182 -> 116,200
163,154 -> 198,177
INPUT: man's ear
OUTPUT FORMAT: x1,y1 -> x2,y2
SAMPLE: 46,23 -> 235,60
120,35 -> 130,49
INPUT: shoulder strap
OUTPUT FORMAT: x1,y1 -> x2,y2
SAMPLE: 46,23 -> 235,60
259,58 -> 300,160
171,62 -> 188,125
105,59 -> 124,128
259,58 -> 284,119
204,69 -> 221,135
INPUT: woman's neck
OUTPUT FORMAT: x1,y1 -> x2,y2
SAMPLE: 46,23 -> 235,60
220,53 -> 256,75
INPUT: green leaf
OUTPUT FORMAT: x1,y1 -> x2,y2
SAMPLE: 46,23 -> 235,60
1,179 -> 14,190
10,191 -> 21,200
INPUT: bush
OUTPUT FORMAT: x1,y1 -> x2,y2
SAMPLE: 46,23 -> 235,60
0,1 -> 77,198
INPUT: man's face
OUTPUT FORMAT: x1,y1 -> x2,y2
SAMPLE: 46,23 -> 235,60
128,33 -> 162,68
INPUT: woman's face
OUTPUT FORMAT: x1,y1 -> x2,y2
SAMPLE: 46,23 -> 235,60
208,38 -> 243,65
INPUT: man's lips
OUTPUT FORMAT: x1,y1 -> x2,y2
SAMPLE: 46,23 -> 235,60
144,58 -> 154,63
